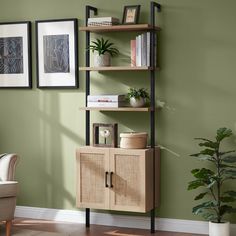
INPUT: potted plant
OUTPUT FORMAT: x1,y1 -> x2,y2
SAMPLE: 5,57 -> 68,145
126,88 -> 150,108
188,127 -> 236,236
88,37 -> 119,67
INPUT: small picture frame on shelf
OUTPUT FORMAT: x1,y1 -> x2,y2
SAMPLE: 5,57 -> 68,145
0,21 -> 32,88
93,123 -> 118,147
36,18 -> 78,88
122,5 -> 141,25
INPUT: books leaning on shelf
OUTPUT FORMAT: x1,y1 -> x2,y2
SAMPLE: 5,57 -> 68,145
130,32 -> 157,67
87,95 -> 127,108
88,17 -> 120,26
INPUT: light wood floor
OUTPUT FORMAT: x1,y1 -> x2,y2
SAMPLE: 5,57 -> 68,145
2,218 -> 206,236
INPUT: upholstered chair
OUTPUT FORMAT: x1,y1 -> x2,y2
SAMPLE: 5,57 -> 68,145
0,154 -> 19,236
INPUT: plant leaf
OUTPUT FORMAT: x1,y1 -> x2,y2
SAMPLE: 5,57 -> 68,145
220,196 -> 236,203
216,127 -> 232,142
198,141 -> 219,149
223,169 -> 236,176
194,192 -> 208,200
220,150 -> 236,155
187,180 -> 204,190
191,168 -> 214,179
190,154 -> 215,162
219,164 -> 236,169
223,191 -> 236,197
222,155 -> 236,163
202,213 -> 217,221
192,201 -> 217,215
219,205 -> 236,216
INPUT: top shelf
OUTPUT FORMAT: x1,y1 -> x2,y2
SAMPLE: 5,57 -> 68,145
79,24 -> 161,33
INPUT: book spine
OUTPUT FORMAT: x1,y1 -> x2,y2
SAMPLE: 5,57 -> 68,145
88,17 -> 119,23
87,101 -> 126,108
146,32 -> 150,67
88,22 -> 119,26
141,33 -> 147,66
130,40 -> 136,67
154,32 -> 157,67
136,35 -> 142,67
87,95 -> 125,102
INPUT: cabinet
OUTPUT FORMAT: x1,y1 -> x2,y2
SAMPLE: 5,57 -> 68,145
77,1 -> 161,233
76,146 -> 160,213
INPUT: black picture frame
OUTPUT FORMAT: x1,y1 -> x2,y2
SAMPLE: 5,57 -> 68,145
0,21 -> 32,89
122,5 -> 141,25
36,18 -> 78,89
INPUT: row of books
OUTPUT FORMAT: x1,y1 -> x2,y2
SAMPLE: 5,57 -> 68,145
131,32 -> 157,67
87,17 -> 119,26
87,95 -> 127,108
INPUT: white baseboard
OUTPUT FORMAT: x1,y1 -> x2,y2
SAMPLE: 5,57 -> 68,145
15,206 -> 236,235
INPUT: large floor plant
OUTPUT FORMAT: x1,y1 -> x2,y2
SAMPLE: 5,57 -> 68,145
188,128 -> 236,225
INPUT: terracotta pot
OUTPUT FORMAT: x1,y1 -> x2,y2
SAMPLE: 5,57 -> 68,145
94,53 -> 111,67
130,97 -> 145,108
209,221 -> 230,236
120,132 -> 148,149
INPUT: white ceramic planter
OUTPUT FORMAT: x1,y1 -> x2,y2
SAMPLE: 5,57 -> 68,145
209,221 -> 230,236
130,97 -> 145,108
94,53 -> 111,67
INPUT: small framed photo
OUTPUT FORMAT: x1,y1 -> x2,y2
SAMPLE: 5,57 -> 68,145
93,123 -> 118,148
36,19 -> 78,88
122,5 -> 141,25
0,21 -> 31,88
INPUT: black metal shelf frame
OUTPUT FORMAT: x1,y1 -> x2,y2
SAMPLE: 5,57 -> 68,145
83,2 -> 161,233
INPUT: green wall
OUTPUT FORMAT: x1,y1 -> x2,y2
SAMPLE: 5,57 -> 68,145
1,0 -> 236,222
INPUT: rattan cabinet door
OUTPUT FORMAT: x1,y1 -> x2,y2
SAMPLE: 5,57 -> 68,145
109,148 -> 154,212
76,147 -> 110,209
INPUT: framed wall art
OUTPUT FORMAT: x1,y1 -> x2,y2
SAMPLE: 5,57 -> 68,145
122,5 -> 141,25
0,21 -> 31,88
36,19 -> 78,88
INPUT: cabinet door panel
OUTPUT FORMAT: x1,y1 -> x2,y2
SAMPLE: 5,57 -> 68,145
76,147 -> 110,209
109,148 -> 153,212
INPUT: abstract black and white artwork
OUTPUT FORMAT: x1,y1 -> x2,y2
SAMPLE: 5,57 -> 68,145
0,37 -> 23,74
36,19 -> 78,88
0,22 -> 31,88
43,34 -> 69,73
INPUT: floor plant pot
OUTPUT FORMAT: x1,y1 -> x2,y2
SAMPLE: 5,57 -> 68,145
94,53 -> 111,67
209,221 -> 230,236
130,97 -> 145,108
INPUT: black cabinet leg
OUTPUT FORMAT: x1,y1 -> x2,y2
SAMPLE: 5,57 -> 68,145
86,208 -> 90,227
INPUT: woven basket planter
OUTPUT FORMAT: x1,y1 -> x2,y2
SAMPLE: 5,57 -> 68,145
120,132 -> 148,149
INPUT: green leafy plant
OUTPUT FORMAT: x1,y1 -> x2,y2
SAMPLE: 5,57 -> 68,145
88,37 -> 119,56
188,128 -> 236,223
126,88 -> 150,100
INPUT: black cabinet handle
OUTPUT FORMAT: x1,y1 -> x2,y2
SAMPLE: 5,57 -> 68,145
110,172 -> 114,188
105,171 -> 109,187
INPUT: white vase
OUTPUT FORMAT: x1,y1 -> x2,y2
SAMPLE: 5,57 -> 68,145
94,53 -> 111,67
130,97 -> 145,108
209,221 -> 230,236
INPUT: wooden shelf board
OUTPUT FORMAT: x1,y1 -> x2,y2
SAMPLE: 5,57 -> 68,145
80,107 -> 152,112
79,24 -> 161,32
79,66 -> 159,71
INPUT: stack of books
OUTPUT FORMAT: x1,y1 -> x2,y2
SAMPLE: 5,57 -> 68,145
87,95 -> 127,108
87,17 -> 120,26
130,32 -> 157,67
